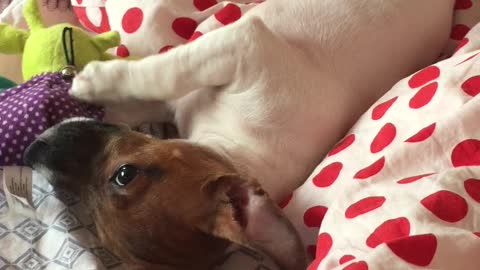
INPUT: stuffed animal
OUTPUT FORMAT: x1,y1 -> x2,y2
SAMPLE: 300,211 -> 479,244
0,0 -> 119,81
0,0 -> 120,166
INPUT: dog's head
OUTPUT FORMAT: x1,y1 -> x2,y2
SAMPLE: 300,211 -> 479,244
24,118 -> 307,270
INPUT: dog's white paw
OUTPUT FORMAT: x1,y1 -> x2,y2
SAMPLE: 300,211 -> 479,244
70,60 -> 131,103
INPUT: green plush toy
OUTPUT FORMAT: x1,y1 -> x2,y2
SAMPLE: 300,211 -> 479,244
0,0 -> 120,81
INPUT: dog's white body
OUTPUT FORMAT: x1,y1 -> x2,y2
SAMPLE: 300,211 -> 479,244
71,0 -> 454,202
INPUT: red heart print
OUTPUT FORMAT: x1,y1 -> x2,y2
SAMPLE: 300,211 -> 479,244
464,179 -> 480,203
387,234 -> 437,266
304,206 -> 328,228
116,44 -> 130,57
328,134 -> 355,156
370,123 -> 396,153
194,0 -> 217,11
455,0 -> 473,9
451,24 -> 471,41
316,233 -> 333,263
159,45 -> 174,54
307,259 -> 321,270
122,7 -> 144,34
189,31 -> 204,42
172,17 -> 198,39
397,173 -> 435,184
408,66 -> 440,88
73,7 -> 111,33
454,38 -> 469,54
366,217 -> 410,248
371,97 -> 397,120
409,82 -> 437,109
307,245 -> 317,259
421,190 -> 468,223
451,139 -> 480,167
405,123 -> 436,143
456,52 -> 480,66
345,196 -> 386,219
313,162 -> 343,188
461,76 -> 480,97
278,193 -> 293,209
354,157 -> 385,180
215,3 -> 242,25
339,255 -> 356,265
343,261 -> 368,270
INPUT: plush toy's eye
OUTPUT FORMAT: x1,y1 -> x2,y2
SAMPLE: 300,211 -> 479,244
111,164 -> 138,187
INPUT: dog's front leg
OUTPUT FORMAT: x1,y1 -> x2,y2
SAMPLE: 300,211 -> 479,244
70,16 -> 276,103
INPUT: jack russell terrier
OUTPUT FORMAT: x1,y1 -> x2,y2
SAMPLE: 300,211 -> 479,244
24,0 -> 455,269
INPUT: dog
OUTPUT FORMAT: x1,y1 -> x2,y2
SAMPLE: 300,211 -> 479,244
24,0 -> 455,269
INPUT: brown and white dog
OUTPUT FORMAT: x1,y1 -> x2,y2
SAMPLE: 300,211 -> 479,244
24,0 -> 455,269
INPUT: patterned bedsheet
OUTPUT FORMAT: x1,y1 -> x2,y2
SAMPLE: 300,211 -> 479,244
2,1 -> 480,270
0,172 -> 124,270
0,170 -> 282,269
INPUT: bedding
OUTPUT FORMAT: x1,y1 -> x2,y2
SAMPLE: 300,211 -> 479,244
68,0 -> 480,59
71,0 -> 264,57
289,35 -> 480,270
1,1 -> 480,270
286,12 -> 480,270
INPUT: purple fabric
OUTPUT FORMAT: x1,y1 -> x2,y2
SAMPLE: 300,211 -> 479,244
0,73 -> 104,166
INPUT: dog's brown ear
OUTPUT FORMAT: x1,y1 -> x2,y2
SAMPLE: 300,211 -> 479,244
201,175 -> 307,270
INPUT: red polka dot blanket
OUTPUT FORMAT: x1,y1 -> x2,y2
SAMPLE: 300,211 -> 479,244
72,0 -> 264,58
277,22 -> 480,270
70,0 -> 480,60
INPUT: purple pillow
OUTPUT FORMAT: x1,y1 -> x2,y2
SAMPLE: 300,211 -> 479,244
0,72 -> 104,166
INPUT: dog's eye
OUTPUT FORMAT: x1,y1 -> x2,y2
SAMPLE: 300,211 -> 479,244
112,165 -> 138,187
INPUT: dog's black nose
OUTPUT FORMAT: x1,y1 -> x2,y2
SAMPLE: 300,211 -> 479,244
24,139 -> 49,167
24,118 -> 95,168
23,118 -> 123,175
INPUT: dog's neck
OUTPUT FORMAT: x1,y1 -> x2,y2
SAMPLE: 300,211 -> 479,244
186,129 -> 289,202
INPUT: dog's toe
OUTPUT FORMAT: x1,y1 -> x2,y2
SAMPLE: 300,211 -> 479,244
70,74 -> 96,101
70,61 -> 124,103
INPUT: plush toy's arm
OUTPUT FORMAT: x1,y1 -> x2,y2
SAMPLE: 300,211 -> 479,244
93,31 -> 124,61
93,31 -> 120,51
23,0 -> 44,31
100,53 -> 140,61
100,52 -> 117,61
0,23 -> 28,54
